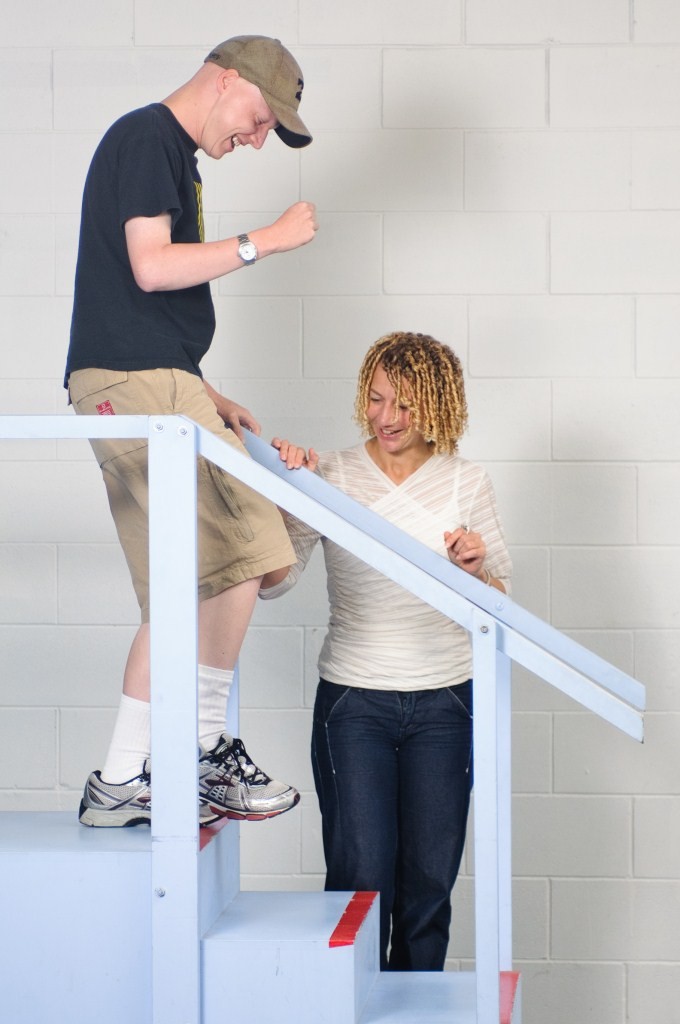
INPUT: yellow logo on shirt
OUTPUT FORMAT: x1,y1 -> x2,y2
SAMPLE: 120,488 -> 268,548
194,181 -> 204,242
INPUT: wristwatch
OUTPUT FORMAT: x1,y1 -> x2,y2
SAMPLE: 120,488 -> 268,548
237,233 -> 258,265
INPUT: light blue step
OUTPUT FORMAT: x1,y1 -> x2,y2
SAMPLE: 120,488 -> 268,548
0,812 -> 521,1024
202,890 -> 379,1024
0,811 -> 239,1024
202,891 -> 521,1024
361,972 -> 522,1024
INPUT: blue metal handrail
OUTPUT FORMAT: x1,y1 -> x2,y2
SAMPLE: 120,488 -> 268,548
0,414 -> 646,1024
238,431 -> 644,724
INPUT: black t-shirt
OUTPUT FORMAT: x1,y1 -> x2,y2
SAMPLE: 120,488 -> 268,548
65,103 -> 215,384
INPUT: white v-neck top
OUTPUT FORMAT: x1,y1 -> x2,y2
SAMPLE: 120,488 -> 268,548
261,443 -> 512,691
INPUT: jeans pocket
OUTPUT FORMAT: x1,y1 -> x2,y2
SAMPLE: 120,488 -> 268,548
446,679 -> 473,719
314,679 -> 352,725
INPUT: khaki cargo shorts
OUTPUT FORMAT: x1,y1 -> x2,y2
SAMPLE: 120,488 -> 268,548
68,367 -> 295,621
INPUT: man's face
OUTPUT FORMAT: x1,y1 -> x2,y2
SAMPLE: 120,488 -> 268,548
201,72 -> 278,159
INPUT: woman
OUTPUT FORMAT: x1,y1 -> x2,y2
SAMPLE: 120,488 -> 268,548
261,331 -> 512,971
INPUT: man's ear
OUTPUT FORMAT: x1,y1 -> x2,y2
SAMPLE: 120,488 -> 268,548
216,68 -> 240,93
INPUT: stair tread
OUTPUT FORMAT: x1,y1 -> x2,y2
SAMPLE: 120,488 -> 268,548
361,973 -> 476,1023
361,971 -> 520,1024
0,810 -> 151,854
204,889 -> 356,942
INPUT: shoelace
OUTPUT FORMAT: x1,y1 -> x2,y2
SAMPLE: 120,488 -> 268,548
212,738 -> 270,785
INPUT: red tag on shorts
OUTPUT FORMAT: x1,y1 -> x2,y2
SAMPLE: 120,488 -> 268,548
96,400 -> 115,415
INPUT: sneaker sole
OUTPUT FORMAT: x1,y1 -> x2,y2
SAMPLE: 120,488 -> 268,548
79,800 -> 151,828
205,790 -> 300,822
79,800 -> 224,829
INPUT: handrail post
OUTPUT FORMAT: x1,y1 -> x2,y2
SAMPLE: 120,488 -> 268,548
148,416 -> 201,1024
497,648 -> 513,970
472,609 -> 502,1024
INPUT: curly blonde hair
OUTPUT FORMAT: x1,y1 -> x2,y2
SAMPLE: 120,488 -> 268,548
354,332 -> 468,455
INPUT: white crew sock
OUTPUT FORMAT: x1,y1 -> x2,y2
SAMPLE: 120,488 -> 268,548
198,664 -> 234,752
101,694 -> 151,784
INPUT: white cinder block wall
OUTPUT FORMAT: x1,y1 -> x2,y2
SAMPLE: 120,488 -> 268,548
1,2 -> 679,1022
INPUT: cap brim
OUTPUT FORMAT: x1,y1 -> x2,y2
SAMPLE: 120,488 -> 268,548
262,89 -> 312,148
275,123 -> 312,148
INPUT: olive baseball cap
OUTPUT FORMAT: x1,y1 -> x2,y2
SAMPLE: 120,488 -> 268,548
204,35 -> 312,148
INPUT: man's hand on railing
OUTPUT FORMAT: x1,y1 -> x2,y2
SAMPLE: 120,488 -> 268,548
203,380 -> 261,440
271,437 -> 319,472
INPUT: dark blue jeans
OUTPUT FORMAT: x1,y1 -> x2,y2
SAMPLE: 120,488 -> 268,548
311,678 -> 473,971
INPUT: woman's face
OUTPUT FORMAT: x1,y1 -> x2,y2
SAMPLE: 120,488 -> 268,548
366,363 -> 430,458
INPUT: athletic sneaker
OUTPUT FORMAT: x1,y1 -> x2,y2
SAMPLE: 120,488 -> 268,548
78,760 -> 218,828
78,760 -> 152,828
198,735 -> 300,821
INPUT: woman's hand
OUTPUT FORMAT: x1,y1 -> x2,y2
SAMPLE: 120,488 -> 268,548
271,437 -> 319,471
444,526 -> 486,578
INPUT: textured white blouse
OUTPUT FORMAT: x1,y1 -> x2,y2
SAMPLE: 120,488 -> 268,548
260,442 -> 512,692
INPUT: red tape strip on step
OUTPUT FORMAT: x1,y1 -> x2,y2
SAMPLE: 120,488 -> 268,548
500,971 -> 520,1024
329,891 -> 378,948
198,818 -> 231,851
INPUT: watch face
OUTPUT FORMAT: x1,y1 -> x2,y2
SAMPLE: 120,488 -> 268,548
239,241 -> 257,262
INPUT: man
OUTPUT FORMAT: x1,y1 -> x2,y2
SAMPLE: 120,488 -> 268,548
65,35 -> 317,827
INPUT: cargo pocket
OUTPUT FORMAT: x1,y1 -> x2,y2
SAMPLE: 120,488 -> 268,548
199,456 -> 255,545
68,368 -> 130,408
68,369 -> 147,467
